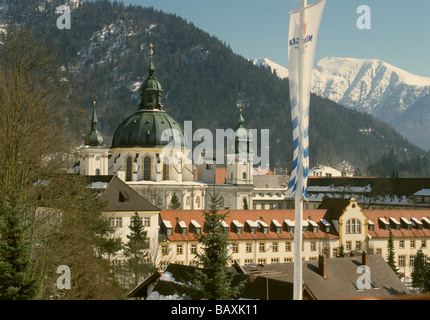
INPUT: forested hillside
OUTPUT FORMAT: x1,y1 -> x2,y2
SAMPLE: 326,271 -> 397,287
4,0 -> 430,176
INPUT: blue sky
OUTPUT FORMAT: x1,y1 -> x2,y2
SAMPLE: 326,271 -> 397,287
118,0 -> 430,77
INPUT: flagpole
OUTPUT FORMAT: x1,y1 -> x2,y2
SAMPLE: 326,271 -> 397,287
293,0 -> 307,301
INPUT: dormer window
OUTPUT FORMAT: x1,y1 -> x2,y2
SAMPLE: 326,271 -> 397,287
301,221 -> 309,233
178,221 -> 187,235
401,217 -> 412,230
379,218 -> 390,231
411,217 -> 423,230
389,217 -> 401,231
232,220 -> 243,235
221,220 -> 229,233
309,220 -> 318,233
284,219 -> 295,234
163,220 -> 173,236
422,217 -> 430,229
272,219 -> 282,234
246,220 -> 258,234
368,220 -> 374,231
191,220 -> 201,235
320,219 -> 331,233
258,220 -> 269,234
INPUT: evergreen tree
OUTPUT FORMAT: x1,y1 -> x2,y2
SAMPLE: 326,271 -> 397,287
184,192 -> 245,300
123,212 -> 154,288
337,244 -> 345,258
0,189 -> 41,300
168,193 -> 181,210
412,249 -> 429,293
386,229 -> 400,277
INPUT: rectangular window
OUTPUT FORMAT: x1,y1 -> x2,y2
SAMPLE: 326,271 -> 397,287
286,242 -> 292,252
176,244 -> 183,255
259,242 -> 265,252
232,243 -> 239,253
410,255 -> 416,267
244,259 -> 253,265
310,241 -> 316,251
284,257 -> 292,263
398,255 -> 405,267
422,240 -> 427,248
272,242 -> 278,252
161,245 -> 168,255
411,240 -> 416,248
144,217 -> 151,227
399,240 -> 404,249
246,243 -> 252,253
271,258 -> 280,264
376,248 -> 382,256
346,241 -> 352,251
257,258 -> 266,265
191,244 -> 197,254
160,262 -> 169,271
333,248 -> 338,257
356,241 -> 361,251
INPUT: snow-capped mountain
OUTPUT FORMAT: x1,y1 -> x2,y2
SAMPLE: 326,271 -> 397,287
255,56 -> 430,151
312,57 -> 430,122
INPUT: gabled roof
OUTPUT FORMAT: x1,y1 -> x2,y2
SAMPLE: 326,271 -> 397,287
100,176 -> 160,212
318,198 -> 350,221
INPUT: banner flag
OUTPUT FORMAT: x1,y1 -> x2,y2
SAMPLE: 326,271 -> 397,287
286,0 -> 326,200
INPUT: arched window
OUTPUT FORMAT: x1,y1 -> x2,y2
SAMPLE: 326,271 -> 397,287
346,219 -> 361,234
243,172 -> 247,180
143,156 -> 151,181
126,156 -> 133,181
196,196 -> 200,208
163,157 -> 170,180
95,168 -> 100,176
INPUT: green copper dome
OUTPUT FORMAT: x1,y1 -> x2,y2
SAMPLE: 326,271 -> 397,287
111,48 -> 186,149
111,110 -> 186,148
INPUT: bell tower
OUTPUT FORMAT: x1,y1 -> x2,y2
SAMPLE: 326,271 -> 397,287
79,99 -> 109,176
226,108 -> 253,186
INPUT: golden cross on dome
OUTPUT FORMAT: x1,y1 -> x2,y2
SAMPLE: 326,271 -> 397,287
92,95 -> 97,105
149,43 -> 154,57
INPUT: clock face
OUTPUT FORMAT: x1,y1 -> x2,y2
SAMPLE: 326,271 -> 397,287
96,156 -> 100,161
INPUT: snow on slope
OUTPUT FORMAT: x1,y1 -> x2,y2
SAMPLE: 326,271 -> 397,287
252,58 -> 289,79
312,57 -> 430,122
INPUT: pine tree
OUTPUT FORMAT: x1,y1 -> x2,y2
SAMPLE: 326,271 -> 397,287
168,193 -> 181,210
386,229 -> 400,277
412,249 -> 429,293
337,244 -> 345,258
184,192 -> 245,300
123,212 -> 154,288
0,189 -> 41,300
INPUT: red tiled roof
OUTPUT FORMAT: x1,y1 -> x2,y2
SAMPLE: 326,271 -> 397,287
364,209 -> 430,238
160,209 -> 338,242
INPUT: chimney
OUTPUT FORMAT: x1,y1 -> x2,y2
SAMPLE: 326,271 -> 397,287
318,255 -> 328,280
362,251 -> 368,266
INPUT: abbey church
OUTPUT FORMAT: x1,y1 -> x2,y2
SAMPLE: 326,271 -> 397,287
78,47 -> 255,210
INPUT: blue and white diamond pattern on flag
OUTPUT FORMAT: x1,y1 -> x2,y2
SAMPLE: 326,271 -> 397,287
286,0 -> 325,201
